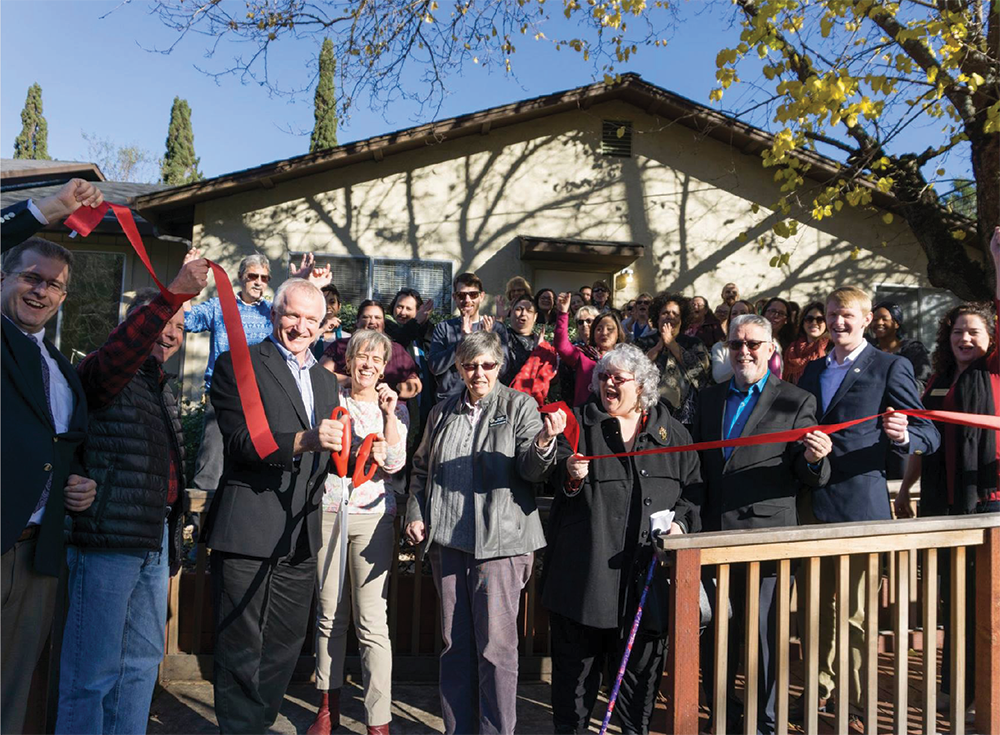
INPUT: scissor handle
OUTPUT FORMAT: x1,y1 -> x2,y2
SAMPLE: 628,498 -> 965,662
352,433 -> 379,487
329,406 -> 351,478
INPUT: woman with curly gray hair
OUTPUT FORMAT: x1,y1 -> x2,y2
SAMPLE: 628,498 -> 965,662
541,343 -> 704,734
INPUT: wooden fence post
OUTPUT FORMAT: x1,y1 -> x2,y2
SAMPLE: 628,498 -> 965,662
975,526 -> 1000,735
655,548 -> 701,735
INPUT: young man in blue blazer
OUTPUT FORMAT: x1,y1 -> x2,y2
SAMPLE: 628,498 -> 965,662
796,286 -> 939,730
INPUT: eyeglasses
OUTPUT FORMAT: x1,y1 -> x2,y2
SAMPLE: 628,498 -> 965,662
636,299 -> 651,306
764,308 -> 787,318
593,287 -> 609,293
597,372 -> 635,386
727,339 -> 767,352
245,273 -> 271,283
460,361 -> 499,372
455,290 -> 481,301
576,318 -> 595,326
803,315 -> 825,324
10,271 -> 67,295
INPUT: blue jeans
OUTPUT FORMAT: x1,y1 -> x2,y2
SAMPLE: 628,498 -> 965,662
56,521 -> 170,735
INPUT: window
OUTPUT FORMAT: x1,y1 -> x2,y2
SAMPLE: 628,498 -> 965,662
601,120 -> 633,158
872,284 -> 958,348
44,251 -> 126,364
289,252 -> 452,311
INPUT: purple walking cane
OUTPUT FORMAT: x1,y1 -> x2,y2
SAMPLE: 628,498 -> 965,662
598,538 -> 661,735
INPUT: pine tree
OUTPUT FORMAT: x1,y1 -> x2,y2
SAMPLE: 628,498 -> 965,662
310,38 -> 338,153
13,83 -> 51,160
161,97 -> 203,185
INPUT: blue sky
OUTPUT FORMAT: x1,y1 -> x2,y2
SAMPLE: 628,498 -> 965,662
1,1 -> 970,183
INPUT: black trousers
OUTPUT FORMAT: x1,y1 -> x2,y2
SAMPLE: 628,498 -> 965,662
701,566 -> 779,735
211,547 -> 316,734
549,611 -> 666,734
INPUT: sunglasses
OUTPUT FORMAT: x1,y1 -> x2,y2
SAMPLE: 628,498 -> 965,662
803,315 -> 825,324
727,339 -> 767,352
636,299 -> 651,306
593,287 -> 609,293
597,372 -> 635,386
764,308 -> 787,318
576,318 -> 595,326
245,273 -> 271,283
460,361 -> 499,372
455,291 -> 481,301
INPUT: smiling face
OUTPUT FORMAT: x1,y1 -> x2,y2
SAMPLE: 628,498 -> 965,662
459,355 -> 500,402
951,313 -> 990,370
349,341 -> 387,391
598,368 -> 640,417
1,250 -> 69,333
272,286 -> 326,357
570,293 -> 585,314
511,298 -> 538,335
729,321 -> 775,390
635,295 -> 652,320
357,304 -> 385,333
802,307 -> 827,341
393,294 -> 417,324
323,290 -> 341,321
580,286 -> 592,304
714,303 -> 729,323
592,315 -> 619,351
871,307 -> 898,342
454,285 -> 482,317
240,264 -> 271,302
764,300 -> 788,332
722,283 -> 739,305
690,297 -> 707,320
826,300 -> 872,354
592,285 -> 609,308
150,309 -> 185,364
536,290 -> 554,312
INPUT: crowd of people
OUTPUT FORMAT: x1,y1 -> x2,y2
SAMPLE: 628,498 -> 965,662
1,177 -> 998,735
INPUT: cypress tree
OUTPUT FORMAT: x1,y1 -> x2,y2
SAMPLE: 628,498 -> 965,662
161,97 -> 203,185
13,83 -> 51,160
310,38 -> 338,153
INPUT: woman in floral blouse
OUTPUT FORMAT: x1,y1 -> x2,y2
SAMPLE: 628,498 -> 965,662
645,292 -> 712,427
308,330 -> 409,735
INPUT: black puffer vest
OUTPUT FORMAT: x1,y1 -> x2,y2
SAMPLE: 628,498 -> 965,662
70,358 -> 187,564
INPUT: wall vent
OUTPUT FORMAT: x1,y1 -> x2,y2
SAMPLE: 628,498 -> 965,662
601,120 -> 633,157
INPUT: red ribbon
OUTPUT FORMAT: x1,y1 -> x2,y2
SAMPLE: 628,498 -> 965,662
66,203 -> 280,460
539,403 -> 1000,461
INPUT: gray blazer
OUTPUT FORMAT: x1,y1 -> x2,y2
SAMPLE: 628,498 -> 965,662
406,383 -> 555,559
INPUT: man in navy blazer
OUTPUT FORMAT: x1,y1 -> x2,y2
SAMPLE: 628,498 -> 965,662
796,285 -> 939,728
1,178 -> 104,733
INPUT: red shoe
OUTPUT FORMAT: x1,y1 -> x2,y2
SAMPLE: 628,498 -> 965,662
367,725 -> 390,735
307,690 -> 341,735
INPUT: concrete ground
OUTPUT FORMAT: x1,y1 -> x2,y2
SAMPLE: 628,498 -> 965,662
147,681 -> 622,735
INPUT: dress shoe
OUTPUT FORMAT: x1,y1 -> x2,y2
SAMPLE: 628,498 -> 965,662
307,689 -> 341,735
367,725 -> 390,735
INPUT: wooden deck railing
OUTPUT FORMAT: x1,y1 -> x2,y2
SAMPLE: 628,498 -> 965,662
655,514 -> 1000,735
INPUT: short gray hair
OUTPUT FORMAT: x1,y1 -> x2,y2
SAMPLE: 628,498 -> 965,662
575,305 -> 599,321
346,329 -> 392,365
238,252 -> 270,280
590,343 -> 661,411
455,330 -> 504,369
272,278 -> 324,315
728,314 -> 772,341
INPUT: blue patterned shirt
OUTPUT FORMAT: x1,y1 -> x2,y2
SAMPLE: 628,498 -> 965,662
185,296 -> 273,389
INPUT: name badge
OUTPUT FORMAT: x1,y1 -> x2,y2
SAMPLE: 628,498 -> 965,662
489,415 -> 508,428
929,388 -> 950,397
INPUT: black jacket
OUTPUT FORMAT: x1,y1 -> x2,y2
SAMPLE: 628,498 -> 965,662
206,339 -> 340,559
69,359 -> 188,565
692,373 -> 830,532
541,398 -> 703,630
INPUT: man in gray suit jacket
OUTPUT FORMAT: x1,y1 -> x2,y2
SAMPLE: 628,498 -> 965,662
207,278 -> 343,734
693,314 -> 832,735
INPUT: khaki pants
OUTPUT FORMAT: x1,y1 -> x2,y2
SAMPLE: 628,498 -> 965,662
315,511 -> 394,726
797,494 -> 868,711
1,536 -> 59,734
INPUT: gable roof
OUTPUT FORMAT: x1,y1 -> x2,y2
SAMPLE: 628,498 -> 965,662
130,73 -> 896,222
1,158 -> 106,188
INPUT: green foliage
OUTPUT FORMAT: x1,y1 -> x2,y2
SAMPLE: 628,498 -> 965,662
179,397 -> 205,482
310,37 -> 339,152
13,83 -> 50,160
945,179 -> 977,220
161,97 -> 204,185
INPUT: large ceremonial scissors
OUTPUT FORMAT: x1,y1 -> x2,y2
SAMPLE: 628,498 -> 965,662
323,407 -> 378,601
